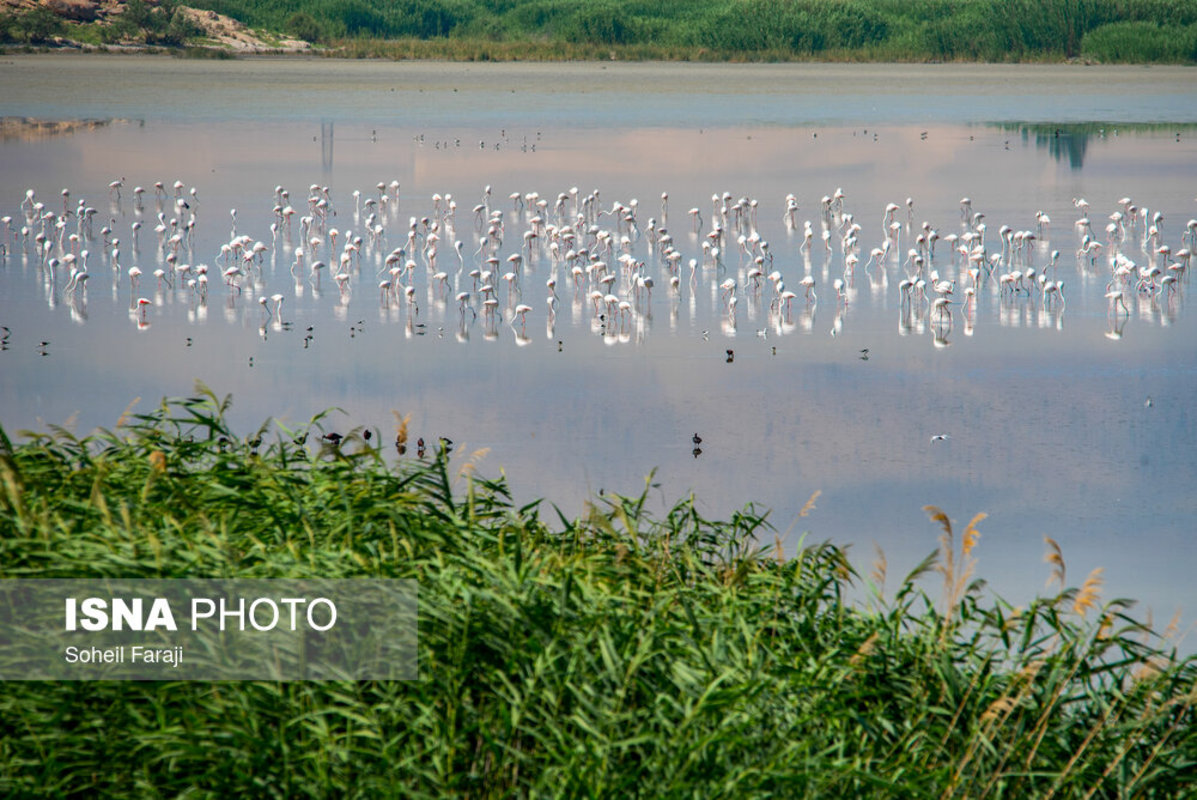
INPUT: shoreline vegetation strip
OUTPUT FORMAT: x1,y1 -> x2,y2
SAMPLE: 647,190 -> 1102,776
2,0 -> 1197,64
0,387 -> 1193,796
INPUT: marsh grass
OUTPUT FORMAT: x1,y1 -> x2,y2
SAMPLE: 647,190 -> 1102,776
181,0 -> 1197,64
7,0 -> 1196,62
0,387 -> 1194,797
1081,21 -> 1197,63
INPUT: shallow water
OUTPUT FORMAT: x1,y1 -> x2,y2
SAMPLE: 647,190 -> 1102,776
1,56 -> 1196,631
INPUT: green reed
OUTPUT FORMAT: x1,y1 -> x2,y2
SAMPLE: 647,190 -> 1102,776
0,386 -> 1193,797
7,0 -> 1196,63
181,0 -> 1197,63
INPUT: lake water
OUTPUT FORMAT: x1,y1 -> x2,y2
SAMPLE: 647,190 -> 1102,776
2,56 -> 1196,633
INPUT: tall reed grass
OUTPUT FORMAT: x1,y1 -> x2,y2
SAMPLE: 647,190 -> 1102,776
174,0 -> 1197,63
8,0 -> 1195,62
1081,21 -> 1197,62
0,387 -> 1193,796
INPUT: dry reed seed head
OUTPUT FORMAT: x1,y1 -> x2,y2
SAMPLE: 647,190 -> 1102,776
1163,608 -> 1182,643
926,505 -> 955,582
980,696 -> 1017,725
116,396 -> 142,428
1043,535 -> 1066,589
774,534 -> 785,563
1134,658 -> 1163,683
835,561 -> 851,581
457,447 -> 490,477
870,544 -> 887,592
1017,659 -> 1045,683
849,632 -> 880,668
148,450 -> 166,472
923,504 -> 952,536
962,512 -> 986,557
1072,567 -> 1105,617
1097,614 -> 1114,641
798,489 -> 821,518
392,411 -> 410,446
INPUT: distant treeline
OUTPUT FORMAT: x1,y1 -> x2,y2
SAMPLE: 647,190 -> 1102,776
180,0 -> 1197,62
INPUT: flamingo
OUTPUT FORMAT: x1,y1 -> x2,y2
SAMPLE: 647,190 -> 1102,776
799,275 -> 817,303
1105,289 -> 1130,316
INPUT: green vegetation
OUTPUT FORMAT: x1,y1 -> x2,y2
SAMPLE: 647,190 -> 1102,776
1082,20 -> 1197,63
0,5 -> 64,45
2,0 -> 1196,61
0,0 -> 201,47
123,0 -> 204,45
182,0 -> 1197,61
0,387 -> 1194,796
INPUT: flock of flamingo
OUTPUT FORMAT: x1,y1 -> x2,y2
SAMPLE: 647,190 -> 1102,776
3,176 -> 1193,348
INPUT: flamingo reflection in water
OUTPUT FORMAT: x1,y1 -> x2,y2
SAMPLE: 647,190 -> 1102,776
931,301 -> 953,349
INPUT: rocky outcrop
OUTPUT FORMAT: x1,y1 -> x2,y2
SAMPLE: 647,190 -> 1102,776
44,0 -> 100,22
1,0 -> 311,52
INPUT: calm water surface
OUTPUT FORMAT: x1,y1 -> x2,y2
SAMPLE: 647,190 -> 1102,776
2,56 -> 1195,630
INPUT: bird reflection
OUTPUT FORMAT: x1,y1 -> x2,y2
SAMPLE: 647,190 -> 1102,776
931,309 -> 952,349
1105,314 -> 1128,340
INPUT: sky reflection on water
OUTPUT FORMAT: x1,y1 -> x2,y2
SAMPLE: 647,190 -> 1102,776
1,57 -> 1196,633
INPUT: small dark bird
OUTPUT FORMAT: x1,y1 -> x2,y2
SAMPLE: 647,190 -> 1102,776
692,433 -> 702,446
859,348 -> 870,360
726,349 -> 734,363
363,429 -> 373,441
323,432 -> 343,445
